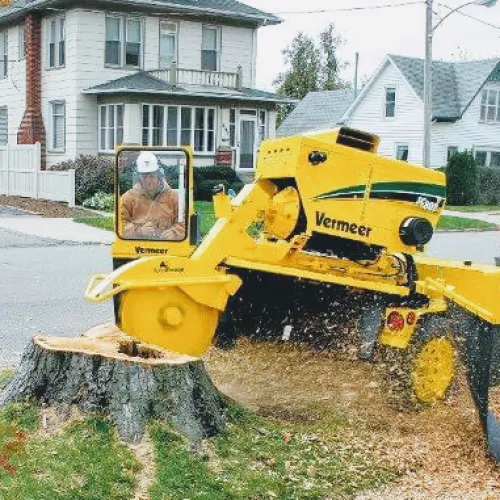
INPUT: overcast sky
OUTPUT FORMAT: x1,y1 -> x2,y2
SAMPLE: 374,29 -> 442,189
243,0 -> 500,91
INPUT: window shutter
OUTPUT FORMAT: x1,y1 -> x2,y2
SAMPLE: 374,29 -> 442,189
0,107 -> 8,145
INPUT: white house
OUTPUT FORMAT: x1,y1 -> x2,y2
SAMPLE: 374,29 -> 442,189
0,0 -> 290,175
344,55 -> 500,168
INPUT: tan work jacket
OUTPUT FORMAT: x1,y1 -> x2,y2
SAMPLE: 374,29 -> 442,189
120,181 -> 185,240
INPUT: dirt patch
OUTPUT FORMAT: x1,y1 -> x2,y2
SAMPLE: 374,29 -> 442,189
0,195 -> 94,218
128,433 -> 156,500
205,340 -> 500,498
38,405 -> 85,437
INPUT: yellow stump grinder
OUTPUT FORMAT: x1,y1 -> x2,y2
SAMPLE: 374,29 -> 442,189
86,127 -> 500,460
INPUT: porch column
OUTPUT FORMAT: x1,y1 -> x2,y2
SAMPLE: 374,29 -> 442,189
123,103 -> 141,145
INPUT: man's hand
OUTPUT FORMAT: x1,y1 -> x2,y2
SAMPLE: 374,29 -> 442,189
140,222 -> 157,237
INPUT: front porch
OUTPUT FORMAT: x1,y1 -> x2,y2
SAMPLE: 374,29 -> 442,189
83,71 -> 294,177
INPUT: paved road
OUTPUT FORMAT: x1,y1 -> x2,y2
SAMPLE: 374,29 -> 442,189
426,230 -> 500,266
0,228 -> 113,368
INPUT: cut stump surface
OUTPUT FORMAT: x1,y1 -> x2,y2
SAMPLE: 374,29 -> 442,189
0,323 -> 226,442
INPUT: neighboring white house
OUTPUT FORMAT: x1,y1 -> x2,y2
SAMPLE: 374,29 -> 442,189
343,55 -> 500,168
0,0 -> 290,175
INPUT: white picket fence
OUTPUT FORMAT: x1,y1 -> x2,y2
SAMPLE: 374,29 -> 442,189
0,143 -> 75,207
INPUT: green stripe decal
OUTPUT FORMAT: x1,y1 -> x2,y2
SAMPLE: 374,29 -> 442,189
313,184 -> 366,200
313,181 -> 445,202
371,182 -> 446,198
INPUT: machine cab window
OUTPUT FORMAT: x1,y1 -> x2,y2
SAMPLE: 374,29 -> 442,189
117,149 -> 188,241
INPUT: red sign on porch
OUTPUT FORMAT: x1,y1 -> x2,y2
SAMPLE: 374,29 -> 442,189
216,149 -> 234,166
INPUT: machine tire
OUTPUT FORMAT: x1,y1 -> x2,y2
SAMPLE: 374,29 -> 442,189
381,315 -> 457,411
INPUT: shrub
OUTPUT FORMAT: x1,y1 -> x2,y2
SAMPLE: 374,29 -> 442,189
476,167 -> 500,205
445,151 -> 478,206
83,192 -> 114,212
194,166 -> 244,201
50,155 -> 114,205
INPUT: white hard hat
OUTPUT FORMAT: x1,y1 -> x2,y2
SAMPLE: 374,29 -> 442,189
136,151 -> 159,173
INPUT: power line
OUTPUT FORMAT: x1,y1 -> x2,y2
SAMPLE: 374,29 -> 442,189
271,1 -> 424,16
436,2 -> 500,31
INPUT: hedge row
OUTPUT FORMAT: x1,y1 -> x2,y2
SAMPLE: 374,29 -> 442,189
50,156 -> 244,205
444,151 -> 500,205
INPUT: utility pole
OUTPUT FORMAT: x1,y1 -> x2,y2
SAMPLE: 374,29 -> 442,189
423,0 -> 433,168
354,52 -> 359,98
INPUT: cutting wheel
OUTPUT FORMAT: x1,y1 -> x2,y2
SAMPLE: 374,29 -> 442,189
119,287 -> 219,357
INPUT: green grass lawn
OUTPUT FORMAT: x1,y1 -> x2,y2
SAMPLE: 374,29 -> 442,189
0,402 -> 139,500
446,205 -> 500,213
76,203 -> 498,235
75,201 -> 215,236
0,400 -> 397,499
437,215 -> 497,231
150,405 -> 396,499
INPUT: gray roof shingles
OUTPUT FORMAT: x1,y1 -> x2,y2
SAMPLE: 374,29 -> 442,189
389,54 -> 500,120
83,71 -> 293,103
0,0 -> 280,24
277,89 -> 355,137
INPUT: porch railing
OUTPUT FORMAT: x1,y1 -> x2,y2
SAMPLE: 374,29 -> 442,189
149,63 -> 243,90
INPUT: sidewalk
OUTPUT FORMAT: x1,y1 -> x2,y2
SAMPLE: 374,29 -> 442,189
0,216 -> 114,244
443,209 -> 500,226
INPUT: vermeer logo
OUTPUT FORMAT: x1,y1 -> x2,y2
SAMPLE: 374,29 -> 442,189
315,211 -> 372,238
135,246 -> 168,255
154,262 -> 185,273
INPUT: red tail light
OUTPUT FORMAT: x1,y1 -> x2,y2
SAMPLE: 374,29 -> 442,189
387,311 -> 405,331
406,312 -> 416,325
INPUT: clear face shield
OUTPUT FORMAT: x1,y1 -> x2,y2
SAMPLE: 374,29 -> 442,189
133,168 -> 166,199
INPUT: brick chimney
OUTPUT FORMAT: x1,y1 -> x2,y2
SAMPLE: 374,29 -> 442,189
17,14 -> 46,169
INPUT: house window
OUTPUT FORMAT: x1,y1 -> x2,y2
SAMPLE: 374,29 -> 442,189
126,19 -> 141,67
50,101 -> 65,151
229,109 -> 236,147
0,31 -> 7,78
259,110 -> 267,143
142,104 -> 216,153
385,86 -> 396,118
0,107 -> 7,146
48,17 -> 65,69
105,17 -> 121,66
475,149 -> 500,168
99,104 -> 124,152
159,21 -> 177,69
480,89 -> 500,123
396,144 -> 409,162
447,146 -> 458,162
19,25 -> 25,60
201,25 -> 219,72
105,15 -> 142,68
166,107 -> 178,146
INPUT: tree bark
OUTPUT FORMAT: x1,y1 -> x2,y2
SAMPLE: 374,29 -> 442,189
0,324 -> 226,443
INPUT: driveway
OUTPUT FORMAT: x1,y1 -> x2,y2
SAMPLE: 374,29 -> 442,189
0,223 -> 113,368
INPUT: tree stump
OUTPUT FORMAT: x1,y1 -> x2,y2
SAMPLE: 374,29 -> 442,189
0,323 -> 226,442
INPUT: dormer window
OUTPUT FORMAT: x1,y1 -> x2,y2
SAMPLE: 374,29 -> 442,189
384,86 -> 396,118
201,25 -> 219,72
159,21 -> 177,69
105,15 -> 142,68
480,89 -> 500,122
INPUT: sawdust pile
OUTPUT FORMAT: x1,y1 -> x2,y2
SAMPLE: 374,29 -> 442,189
206,340 -> 500,499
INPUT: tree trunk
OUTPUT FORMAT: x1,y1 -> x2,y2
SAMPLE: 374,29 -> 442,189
0,324 -> 226,443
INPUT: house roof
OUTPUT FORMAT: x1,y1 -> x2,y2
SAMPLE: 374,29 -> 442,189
82,71 -> 295,104
0,0 -> 281,26
345,54 -> 500,122
277,89 -> 355,137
